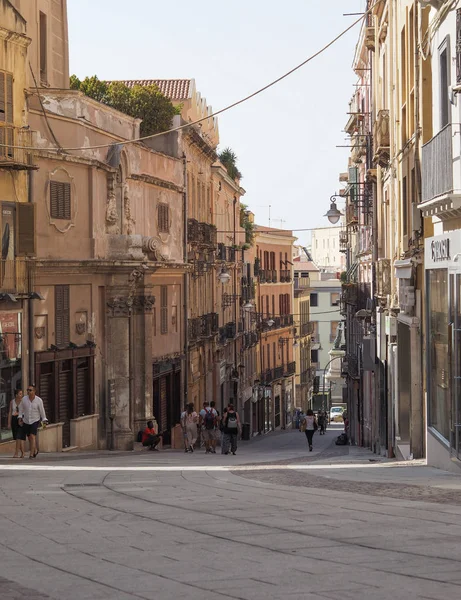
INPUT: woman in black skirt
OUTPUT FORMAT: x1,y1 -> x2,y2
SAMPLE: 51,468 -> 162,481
7,388 -> 25,458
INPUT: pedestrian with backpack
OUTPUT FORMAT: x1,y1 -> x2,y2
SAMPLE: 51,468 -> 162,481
199,401 -> 217,454
222,403 -> 241,455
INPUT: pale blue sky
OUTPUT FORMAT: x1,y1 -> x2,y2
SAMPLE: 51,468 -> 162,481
68,0 -> 365,245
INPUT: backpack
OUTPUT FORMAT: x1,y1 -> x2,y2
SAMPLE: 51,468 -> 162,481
226,412 -> 238,430
203,408 -> 216,430
137,430 -> 143,443
335,433 -> 348,446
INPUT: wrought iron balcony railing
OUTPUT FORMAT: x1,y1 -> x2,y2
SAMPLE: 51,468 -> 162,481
285,361 -> 296,376
0,126 -> 35,170
280,269 -> 291,283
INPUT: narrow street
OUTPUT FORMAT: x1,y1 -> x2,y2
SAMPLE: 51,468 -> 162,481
1,428 -> 461,600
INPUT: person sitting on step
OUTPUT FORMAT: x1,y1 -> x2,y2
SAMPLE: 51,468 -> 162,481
141,420 -> 161,451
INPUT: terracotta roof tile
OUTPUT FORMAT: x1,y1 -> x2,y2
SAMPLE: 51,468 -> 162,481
117,79 -> 192,100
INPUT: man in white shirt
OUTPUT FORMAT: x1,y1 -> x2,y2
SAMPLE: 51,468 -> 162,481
18,384 -> 48,459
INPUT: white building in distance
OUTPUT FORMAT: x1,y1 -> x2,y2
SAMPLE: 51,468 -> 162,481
311,227 -> 346,273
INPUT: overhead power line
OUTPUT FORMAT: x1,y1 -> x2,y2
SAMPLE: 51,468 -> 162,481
6,0 -> 384,154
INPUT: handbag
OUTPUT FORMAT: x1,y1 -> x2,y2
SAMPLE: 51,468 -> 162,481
313,420 -> 318,432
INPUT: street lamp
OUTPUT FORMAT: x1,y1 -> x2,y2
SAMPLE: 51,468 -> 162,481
218,267 -> 231,285
324,197 -> 342,225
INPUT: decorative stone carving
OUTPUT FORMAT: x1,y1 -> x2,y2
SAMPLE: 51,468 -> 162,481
142,236 -> 169,261
106,174 -> 120,234
107,295 -> 156,316
106,296 -> 133,317
75,322 -> 86,335
132,295 -> 156,314
34,327 -> 45,339
124,187 -> 136,235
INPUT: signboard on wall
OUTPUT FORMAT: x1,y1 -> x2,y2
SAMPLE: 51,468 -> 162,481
425,232 -> 461,269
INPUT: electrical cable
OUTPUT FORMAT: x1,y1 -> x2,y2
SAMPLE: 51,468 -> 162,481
5,0 -> 385,154
28,63 -> 63,151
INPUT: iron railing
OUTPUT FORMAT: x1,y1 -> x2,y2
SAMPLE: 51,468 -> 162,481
294,276 -> 310,290
285,361 -> 296,376
0,126 -> 35,169
421,124 -> 453,203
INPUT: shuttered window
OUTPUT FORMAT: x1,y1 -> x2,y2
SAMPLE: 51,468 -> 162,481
17,203 -> 36,256
0,71 -> 13,124
158,203 -> 170,233
55,285 -> 70,347
160,285 -> 168,335
50,181 -> 71,219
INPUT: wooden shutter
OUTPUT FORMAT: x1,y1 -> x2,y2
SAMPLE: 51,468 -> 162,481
17,203 -> 36,256
5,74 -> 13,124
158,204 -> 169,234
76,358 -> 89,416
50,181 -> 71,219
55,285 -> 70,347
0,73 -> 5,122
160,285 -> 168,334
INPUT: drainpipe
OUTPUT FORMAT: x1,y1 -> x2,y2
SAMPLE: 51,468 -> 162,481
28,169 -> 34,385
183,154 -> 189,409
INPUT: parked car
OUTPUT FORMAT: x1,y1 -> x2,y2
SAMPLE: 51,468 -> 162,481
329,406 -> 344,422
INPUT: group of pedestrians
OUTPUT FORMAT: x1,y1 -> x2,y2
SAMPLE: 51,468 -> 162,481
7,384 -> 48,459
180,400 -> 241,455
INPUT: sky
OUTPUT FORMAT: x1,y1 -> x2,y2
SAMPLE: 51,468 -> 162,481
67,0 -> 365,246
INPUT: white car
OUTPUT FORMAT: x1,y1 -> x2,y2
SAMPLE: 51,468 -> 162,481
329,406 -> 344,422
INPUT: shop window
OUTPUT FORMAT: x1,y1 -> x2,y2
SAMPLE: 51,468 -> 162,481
50,181 -> 71,220
158,203 -> 170,234
160,286 -> 168,335
55,285 -> 70,347
428,269 -> 450,440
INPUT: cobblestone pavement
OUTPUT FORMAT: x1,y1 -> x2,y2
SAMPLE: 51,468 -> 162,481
0,427 -> 461,600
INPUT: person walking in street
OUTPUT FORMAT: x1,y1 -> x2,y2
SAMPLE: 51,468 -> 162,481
222,403 -> 241,455
7,388 -> 25,458
199,401 -> 217,454
141,420 -> 161,451
317,411 -> 326,435
209,400 -> 220,454
181,403 -> 198,453
18,385 -> 47,459
302,409 -> 317,452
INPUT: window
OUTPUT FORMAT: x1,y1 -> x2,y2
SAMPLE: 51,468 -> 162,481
39,11 -> 47,82
158,203 -> 170,234
330,321 -> 339,343
331,292 -> 340,307
402,176 -> 408,237
55,285 -> 70,347
160,286 -> 168,335
50,181 -> 71,220
311,349 -> 319,364
0,71 -> 13,124
440,41 -> 450,128
310,293 -> 318,307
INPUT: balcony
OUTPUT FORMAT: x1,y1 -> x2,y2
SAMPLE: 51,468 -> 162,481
339,230 -> 348,252
294,276 -> 310,290
351,134 -> 367,164
285,361 -> 296,376
260,368 -> 274,385
421,124 -> 453,203
0,126 -> 35,170
189,313 -> 218,342
259,269 -> 277,283
346,204 -> 359,226
274,366 -> 284,380
188,317 -> 201,343
188,219 -> 217,248
280,269 -> 291,283
0,258 -> 34,295
301,322 -> 314,337
373,109 -> 390,167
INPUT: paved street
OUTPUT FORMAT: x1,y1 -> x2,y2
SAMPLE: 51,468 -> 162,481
1,425 -> 461,600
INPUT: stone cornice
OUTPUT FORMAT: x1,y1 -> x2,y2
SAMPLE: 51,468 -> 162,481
33,259 -> 191,275
0,27 -> 30,48
128,173 -> 184,194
